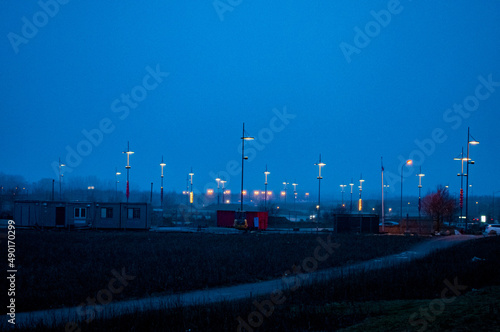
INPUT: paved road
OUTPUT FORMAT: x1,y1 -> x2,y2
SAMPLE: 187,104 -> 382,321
15,235 -> 479,328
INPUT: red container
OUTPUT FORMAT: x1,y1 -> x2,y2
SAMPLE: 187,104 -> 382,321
216,211 -> 268,230
246,211 -> 268,230
217,210 -> 235,228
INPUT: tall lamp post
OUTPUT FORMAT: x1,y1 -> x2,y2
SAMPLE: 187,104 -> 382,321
454,148 -> 467,222
349,179 -> 354,213
381,157 -> 385,232
400,159 -> 413,221
189,168 -> 194,214
340,184 -> 347,209
115,168 -> 121,201
122,142 -> 134,204
417,167 -> 425,219
465,127 -> 479,232
58,157 -> 65,200
264,166 -> 270,211
221,180 -> 227,204
292,181 -> 298,221
358,175 -> 365,213
160,156 -> 166,208
282,181 -> 289,205
240,123 -> 254,212
314,154 -> 326,221
215,176 -> 221,206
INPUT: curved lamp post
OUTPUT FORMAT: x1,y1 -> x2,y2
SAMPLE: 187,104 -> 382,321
160,157 -> 166,207
240,123 -> 254,212
465,127 -> 479,232
314,154 -> 326,221
122,142 -> 134,204
400,159 -> 413,221
264,166 -> 270,211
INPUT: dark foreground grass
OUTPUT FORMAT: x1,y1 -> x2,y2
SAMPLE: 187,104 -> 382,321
7,230 -> 426,312
7,236 -> 499,331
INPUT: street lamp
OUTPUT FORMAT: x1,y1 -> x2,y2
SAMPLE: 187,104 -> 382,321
122,141 -> 134,204
160,156 -> 166,207
240,123 -> 254,212
189,168 -> 194,214
58,157 -> 65,200
465,127 -> 479,232
282,181 -> 289,205
314,154 -> 326,221
454,148 -> 467,222
221,180 -> 227,204
349,179 -> 354,213
115,168 -> 121,201
417,167 -> 425,219
216,176 -> 221,206
381,157 -> 385,231
292,181 -> 298,221
264,165 -> 270,211
340,184 -> 347,208
401,159 -> 413,221
314,153 -> 326,222
358,175 -> 365,213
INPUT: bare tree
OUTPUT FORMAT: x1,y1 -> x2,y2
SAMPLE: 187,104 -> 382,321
422,186 -> 456,232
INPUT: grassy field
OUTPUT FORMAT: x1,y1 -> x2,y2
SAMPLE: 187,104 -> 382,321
9,236 -> 499,331
8,229 -> 428,313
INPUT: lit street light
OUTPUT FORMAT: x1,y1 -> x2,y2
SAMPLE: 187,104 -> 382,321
358,175 -> 365,213
400,159 -> 413,221
264,165 -> 270,211
454,148 -> 467,222
221,180 -> 227,204
160,156 -> 166,207
292,181 -> 298,221
216,175 -> 221,206
314,154 -> 326,221
282,181 -> 289,205
240,123 -> 254,212
122,142 -> 134,204
115,168 -> 121,201
465,127 -> 479,232
417,167 -> 425,220
381,157 -> 385,232
189,168 -> 194,214
58,157 -> 65,200
349,179 -> 354,213
340,184 -> 347,208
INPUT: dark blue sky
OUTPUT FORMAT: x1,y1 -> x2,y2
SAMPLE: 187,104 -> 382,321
1,1 -> 499,199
